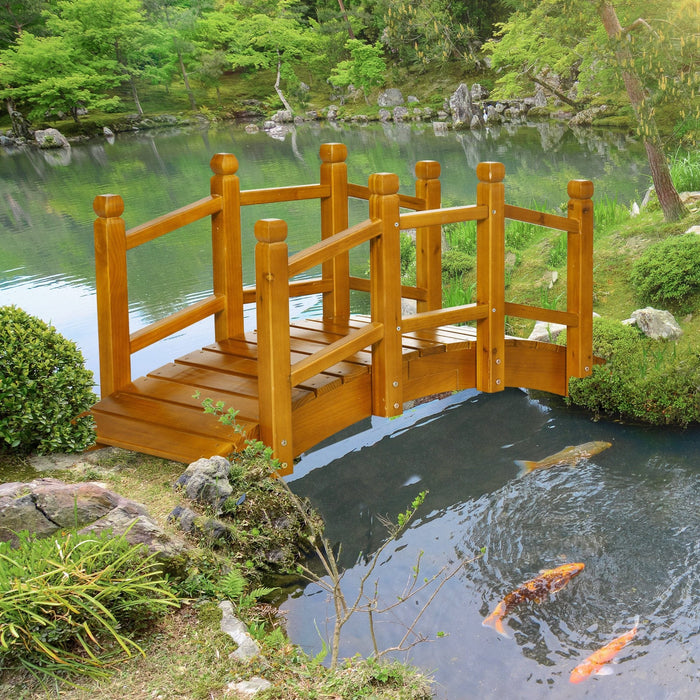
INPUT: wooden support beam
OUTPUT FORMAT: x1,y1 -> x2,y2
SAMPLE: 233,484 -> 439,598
566,179 -> 595,383
369,172 -> 403,417
211,153 -> 244,340
255,219 -> 294,473
414,160 -> 442,312
93,194 -> 131,398
475,162 -> 506,393
320,143 -> 350,322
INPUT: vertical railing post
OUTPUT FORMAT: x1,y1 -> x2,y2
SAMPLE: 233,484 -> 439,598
93,194 -> 130,398
566,179 -> 595,383
475,162 -> 506,393
255,218 -> 294,474
319,142 -> 350,321
414,160 -> 442,312
210,153 -> 243,340
368,172 -> 403,417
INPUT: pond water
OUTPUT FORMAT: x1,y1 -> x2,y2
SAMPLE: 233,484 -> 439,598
286,389 -> 700,698
2,121 -> 696,697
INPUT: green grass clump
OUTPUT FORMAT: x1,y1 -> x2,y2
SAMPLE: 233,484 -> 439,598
630,234 -> 700,311
670,148 -> 700,192
0,530 -> 178,683
566,318 -> 700,427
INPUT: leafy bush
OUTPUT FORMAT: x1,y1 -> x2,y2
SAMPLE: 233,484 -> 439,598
0,306 -> 97,454
566,318 -> 700,426
441,249 -> 475,279
0,530 -> 178,681
630,235 -> 700,310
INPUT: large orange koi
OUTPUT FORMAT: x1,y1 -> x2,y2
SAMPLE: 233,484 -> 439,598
482,562 -> 585,637
569,617 -> 639,683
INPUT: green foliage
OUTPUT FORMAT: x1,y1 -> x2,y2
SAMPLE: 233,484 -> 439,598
505,217 -> 539,250
630,234 -> 700,310
0,529 -> 178,682
0,306 -> 97,455
444,220 -> 477,255
399,231 -> 416,277
443,280 -> 475,308
330,39 -> 386,98
441,249 -> 475,279
566,318 -> 700,427
670,148 -> 700,192
547,232 -> 567,267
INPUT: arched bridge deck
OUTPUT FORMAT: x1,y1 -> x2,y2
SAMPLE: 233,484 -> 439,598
90,144 -> 594,476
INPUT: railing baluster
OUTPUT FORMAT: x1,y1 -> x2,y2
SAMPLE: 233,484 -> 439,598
254,218 -> 294,474
210,153 -> 243,340
369,172 -> 403,417
414,160 -> 442,312
93,194 -> 130,397
566,180 -> 595,382
475,162 -> 506,393
320,143 -> 350,321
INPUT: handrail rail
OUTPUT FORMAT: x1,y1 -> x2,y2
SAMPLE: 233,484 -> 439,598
504,203 -> 579,233
401,303 -> 490,334
240,183 -> 329,206
400,204 -> 488,229
288,219 -> 381,278
504,302 -> 579,327
130,294 -> 225,353
290,321 -> 384,386
126,195 -> 223,250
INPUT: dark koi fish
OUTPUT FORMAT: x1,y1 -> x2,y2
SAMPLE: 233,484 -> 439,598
482,562 -> 585,636
569,617 -> 639,683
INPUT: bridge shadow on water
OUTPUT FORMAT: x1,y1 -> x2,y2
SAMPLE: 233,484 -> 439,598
284,388 -> 700,699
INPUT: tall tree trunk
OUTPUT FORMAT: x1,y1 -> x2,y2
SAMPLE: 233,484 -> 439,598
597,1 -> 687,222
177,48 -> 197,111
337,0 -> 355,40
129,74 -> 144,116
274,55 -> 294,114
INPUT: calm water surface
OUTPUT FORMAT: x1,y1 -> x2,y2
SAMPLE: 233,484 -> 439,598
286,389 -> 699,699
2,122 -> 696,697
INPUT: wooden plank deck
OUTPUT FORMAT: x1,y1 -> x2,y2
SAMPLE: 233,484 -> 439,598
91,315 -> 571,467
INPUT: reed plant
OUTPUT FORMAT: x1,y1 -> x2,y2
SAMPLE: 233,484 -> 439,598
669,148 -> 700,193
0,529 -> 178,683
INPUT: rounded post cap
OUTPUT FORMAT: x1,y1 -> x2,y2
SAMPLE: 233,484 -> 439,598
254,218 -> 288,243
415,160 -> 441,179
568,180 -> 594,199
368,172 -> 400,195
210,153 -> 239,175
93,194 -> 124,218
476,161 -> 505,183
320,142 -> 348,163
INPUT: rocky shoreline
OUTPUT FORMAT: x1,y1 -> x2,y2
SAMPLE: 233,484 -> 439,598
1,81 -> 608,152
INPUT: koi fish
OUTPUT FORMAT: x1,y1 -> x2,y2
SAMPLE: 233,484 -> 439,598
482,562 -> 585,637
569,617 -> 639,683
515,441 -> 611,475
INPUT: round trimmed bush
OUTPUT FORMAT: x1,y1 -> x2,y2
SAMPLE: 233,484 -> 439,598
0,305 -> 97,454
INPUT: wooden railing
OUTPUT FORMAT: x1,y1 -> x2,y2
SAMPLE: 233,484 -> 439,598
93,142 -> 593,468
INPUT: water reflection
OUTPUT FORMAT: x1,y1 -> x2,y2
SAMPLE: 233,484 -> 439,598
285,389 -> 700,698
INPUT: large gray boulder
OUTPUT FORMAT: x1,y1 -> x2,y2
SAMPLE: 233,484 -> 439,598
630,307 -> 683,340
0,478 -> 187,569
34,128 -> 70,149
174,455 -> 233,510
377,88 -> 404,107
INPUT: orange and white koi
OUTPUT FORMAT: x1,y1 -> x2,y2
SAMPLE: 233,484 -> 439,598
569,617 -> 639,683
482,562 -> 585,637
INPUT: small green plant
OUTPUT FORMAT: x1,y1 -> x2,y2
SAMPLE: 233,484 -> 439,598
0,529 -> 178,682
442,280 -> 475,311
594,195 -> 630,233
444,220 -> 476,255
630,234 -> 700,310
539,286 -> 565,311
441,249 -> 475,279
547,232 -> 568,267
669,147 -> 700,192
0,305 -> 97,454
505,217 -> 540,250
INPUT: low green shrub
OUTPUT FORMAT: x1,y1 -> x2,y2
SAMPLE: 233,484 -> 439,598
629,234 -> 700,310
566,318 -> 700,426
0,306 -> 97,454
0,529 -> 178,681
441,249 -> 475,279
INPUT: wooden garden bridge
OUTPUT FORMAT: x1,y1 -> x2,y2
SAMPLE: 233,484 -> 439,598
91,143 -> 594,475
